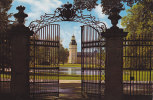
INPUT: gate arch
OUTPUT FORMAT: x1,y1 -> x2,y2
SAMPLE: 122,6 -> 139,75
29,3 -> 106,34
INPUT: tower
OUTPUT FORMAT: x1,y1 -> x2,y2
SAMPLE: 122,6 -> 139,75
68,35 -> 77,64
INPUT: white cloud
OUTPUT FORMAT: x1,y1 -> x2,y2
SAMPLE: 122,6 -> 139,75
104,22 -> 109,28
16,0 -> 62,20
94,4 -> 108,19
117,20 -> 125,29
93,4 -> 111,28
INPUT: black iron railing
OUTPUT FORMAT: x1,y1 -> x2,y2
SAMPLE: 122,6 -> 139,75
29,24 -> 60,99
123,34 -> 153,97
81,25 -> 106,99
0,32 -> 12,94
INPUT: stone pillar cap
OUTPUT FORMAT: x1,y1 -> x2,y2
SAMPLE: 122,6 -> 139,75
101,27 -> 128,38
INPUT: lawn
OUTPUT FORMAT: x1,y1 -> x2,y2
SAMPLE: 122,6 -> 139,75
60,64 -> 105,68
1,74 -> 153,81
30,64 -> 153,81
1,69 -> 153,81
27,70 -> 153,81
30,64 -> 105,68
60,64 -> 81,67
29,64 -> 81,68
123,70 -> 153,81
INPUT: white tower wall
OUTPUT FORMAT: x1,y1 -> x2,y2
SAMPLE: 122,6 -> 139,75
68,45 -> 77,64
68,35 -> 77,64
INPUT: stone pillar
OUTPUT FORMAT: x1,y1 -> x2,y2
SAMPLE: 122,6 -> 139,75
102,8 -> 128,100
10,6 -> 33,99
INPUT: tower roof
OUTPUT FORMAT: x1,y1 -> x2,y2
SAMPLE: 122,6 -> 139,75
69,35 -> 77,45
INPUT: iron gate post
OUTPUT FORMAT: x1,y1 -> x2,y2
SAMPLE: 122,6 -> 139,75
102,8 -> 128,100
9,6 -> 33,100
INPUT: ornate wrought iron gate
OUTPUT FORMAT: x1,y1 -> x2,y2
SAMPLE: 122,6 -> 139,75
29,24 -> 60,99
27,3 -> 106,99
123,34 -> 153,99
0,32 -> 12,94
81,25 -> 105,99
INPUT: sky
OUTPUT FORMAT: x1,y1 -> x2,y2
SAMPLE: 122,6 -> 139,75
9,0 -> 131,52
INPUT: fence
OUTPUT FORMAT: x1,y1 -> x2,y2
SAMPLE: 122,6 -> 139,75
123,34 -> 153,97
0,32 -> 12,94
29,24 -> 60,99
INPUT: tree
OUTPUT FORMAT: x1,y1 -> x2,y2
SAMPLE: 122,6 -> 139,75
0,0 -> 12,33
121,2 -> 153,35
121,1 -> 153,69
29,35 -> 69,66
0,0 -> 12,67
74,0 -> 153,14
59,44 -> 69,65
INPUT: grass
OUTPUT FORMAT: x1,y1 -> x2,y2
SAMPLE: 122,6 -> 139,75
28,70 -> 153,81
60,64 -> 81,67
1,73 -> 153,81
123,70 -> 153,81
1,68 -> 153,81
29,64 -> 153,81
60,64 -> 105,68
30,64 -> 105,68
29,64 -> 81,68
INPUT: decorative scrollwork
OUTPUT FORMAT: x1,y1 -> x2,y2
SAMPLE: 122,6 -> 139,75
29,2 -> 106,34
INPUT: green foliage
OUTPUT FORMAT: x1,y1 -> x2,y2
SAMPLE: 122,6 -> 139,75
0,0 -> 12,33
121,1 -> 153,69
121,2 -> 153,38
29,35 -> 69,66
60,64 -> 81,67
0,0 -> 12,67
59,75 -> 81,80
59,44 -> 69,64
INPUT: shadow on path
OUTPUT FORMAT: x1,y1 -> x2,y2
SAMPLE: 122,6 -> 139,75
55,83 -> 90,100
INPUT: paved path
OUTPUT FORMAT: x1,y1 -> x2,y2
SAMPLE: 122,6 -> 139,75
43,80 -> 99,100
57,83 -> 84,100
56,81 -> 98,100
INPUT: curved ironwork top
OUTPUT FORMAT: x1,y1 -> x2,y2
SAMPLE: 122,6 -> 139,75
29,2 -> 107,34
